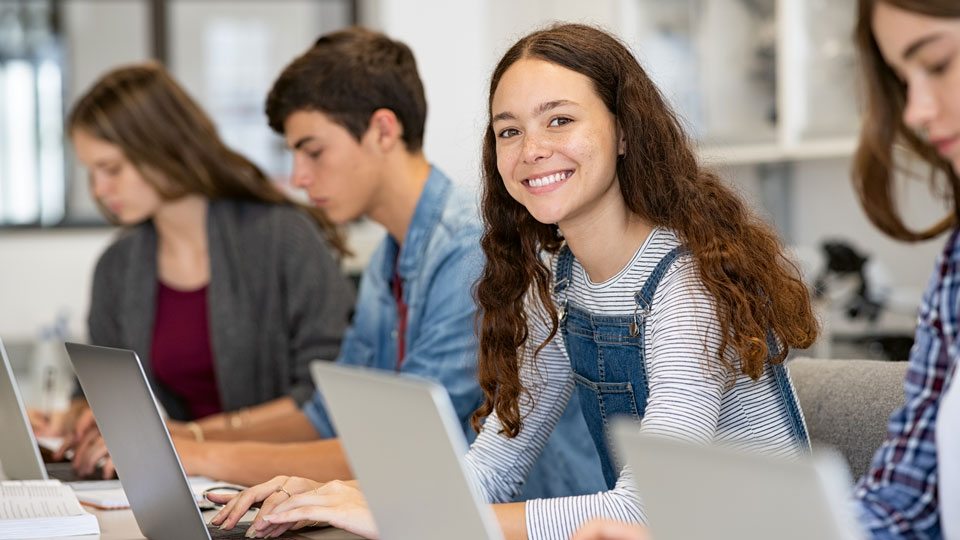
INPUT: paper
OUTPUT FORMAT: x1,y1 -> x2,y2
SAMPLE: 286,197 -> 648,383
0,480 -> 99,539
75,476 -> 243,510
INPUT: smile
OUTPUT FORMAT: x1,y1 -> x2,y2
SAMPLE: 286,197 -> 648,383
523,170 -> 573,188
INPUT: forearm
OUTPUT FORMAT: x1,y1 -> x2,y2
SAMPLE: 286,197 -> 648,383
494,502 -> 528,540
193,397 -> 298,434
177,438 -> 353,487
198,406 -> 319,443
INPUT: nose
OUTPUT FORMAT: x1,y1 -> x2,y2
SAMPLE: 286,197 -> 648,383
902,78 -> 938,134
290,155 -> 313,189
90,173 -> 111,199
521,132 -> 552,164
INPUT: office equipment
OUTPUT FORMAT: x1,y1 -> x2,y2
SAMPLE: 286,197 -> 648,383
65,343 -> 307,540
0,338 -> 51,481
611,420 -> 865,540
310,361 -> 504,540
0,480 -> 99,539
0,337 -> 114,486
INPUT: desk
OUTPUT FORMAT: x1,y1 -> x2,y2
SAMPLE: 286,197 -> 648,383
69,508 -> 363,540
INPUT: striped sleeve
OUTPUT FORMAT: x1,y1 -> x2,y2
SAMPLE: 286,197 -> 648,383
463,298 -> 577,504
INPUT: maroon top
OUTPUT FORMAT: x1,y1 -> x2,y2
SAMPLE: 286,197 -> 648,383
151,281 -> 222,419
393,258 -> 408,370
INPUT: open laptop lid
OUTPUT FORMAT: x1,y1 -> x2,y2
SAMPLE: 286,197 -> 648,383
64,342 -> 212,540
0,337 -> 48,480
310,361 -> 504,540
610,420 -> 865,540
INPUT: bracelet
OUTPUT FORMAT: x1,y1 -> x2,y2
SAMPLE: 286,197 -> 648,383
185,421 -> 205,443
228,408 -> 251,430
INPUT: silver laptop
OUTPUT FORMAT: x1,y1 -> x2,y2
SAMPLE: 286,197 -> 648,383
0,337 -> 48,481
310,361 -> 504,540
65,342 -> 313,540
611,420 -> 866,540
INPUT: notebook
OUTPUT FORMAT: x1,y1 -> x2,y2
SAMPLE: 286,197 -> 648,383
0,480 -> 99,539
310,361 -> 504,540
610,420 -> 866,540
75,476 -> 241,510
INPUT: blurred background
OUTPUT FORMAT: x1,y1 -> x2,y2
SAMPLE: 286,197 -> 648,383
0,0 -> 949,394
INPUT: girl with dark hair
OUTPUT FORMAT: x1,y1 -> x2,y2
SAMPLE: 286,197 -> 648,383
850,1 -> 960,537
36,62 -> 355,478
232,24 -> 819,540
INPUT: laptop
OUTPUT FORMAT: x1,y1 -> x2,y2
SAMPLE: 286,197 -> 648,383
65,342 -> 314,540
611,420 -> 866,540
310,361 -> 505,540
0,337 -> 116,485
0,337 -> 49,481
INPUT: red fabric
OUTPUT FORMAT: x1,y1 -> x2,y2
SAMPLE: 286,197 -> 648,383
393,259 -> 408,370
151,281 -> 222,419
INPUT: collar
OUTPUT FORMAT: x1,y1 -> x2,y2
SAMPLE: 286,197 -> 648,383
378,166 -> 451,282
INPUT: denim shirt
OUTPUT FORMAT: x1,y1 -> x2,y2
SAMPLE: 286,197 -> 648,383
303,167 -> 483,439
303,167 -> 606,501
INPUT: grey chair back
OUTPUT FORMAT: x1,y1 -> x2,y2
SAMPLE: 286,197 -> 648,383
788,357 -> 908,479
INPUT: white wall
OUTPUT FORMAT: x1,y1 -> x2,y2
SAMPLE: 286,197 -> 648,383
0,229 -> 115,341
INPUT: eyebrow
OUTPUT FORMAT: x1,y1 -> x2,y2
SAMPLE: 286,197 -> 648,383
92,159 -> 120,168
291,136 -> 315,150
902,33 -> 947,61
491,99 -> 577,124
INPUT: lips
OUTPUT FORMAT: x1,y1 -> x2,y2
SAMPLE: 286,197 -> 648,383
931,135 -> 959,156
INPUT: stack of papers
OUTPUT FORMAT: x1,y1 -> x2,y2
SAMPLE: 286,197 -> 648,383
0,480 -> 99,539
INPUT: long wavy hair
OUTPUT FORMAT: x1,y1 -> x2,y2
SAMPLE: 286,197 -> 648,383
853,0 -> 960,241
68,62 -> 348,255
472,24 -> 819,436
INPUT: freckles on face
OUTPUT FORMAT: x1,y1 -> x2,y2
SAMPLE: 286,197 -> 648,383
490,58 -> 622,226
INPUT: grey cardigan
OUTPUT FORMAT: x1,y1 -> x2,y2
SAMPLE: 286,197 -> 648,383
87,200 -> 355,421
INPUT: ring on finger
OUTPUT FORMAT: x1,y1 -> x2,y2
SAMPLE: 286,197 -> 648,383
275,485 -> 292,498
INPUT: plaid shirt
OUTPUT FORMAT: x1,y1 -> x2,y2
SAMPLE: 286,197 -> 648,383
856,228 -> 960,539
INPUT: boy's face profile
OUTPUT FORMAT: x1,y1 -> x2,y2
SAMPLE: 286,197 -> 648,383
284,110 -> 383,224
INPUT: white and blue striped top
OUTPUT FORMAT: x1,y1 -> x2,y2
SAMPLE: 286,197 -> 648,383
463,227 -> 807,540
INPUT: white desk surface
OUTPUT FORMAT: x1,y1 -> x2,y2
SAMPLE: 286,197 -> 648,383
65,507 -> 364,540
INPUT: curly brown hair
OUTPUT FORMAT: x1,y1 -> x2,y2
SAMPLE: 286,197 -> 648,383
472,24 -> 819,437
853,0 -> 960,241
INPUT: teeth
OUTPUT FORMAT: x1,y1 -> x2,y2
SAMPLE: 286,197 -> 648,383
528,171 -> 570,188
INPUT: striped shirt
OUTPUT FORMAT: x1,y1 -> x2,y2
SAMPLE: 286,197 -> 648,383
464,227 -> 806,540
855,227 -> 960,539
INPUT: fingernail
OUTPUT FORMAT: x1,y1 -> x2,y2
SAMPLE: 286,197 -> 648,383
245,526 -> 256,538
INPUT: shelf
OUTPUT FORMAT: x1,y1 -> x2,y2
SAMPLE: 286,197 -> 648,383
697,136 -> 858,166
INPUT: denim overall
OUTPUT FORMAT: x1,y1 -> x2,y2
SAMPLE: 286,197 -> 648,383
554,245 -> 810,489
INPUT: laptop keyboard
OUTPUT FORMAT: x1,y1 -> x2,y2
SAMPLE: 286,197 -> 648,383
45,462 -> 109,483
208,524 -> 255,539
208,522 -> 306,539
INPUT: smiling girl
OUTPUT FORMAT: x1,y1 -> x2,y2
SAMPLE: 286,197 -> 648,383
234,24 -> 820,540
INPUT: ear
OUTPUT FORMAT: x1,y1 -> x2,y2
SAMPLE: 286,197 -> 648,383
365,108 -> 403,152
